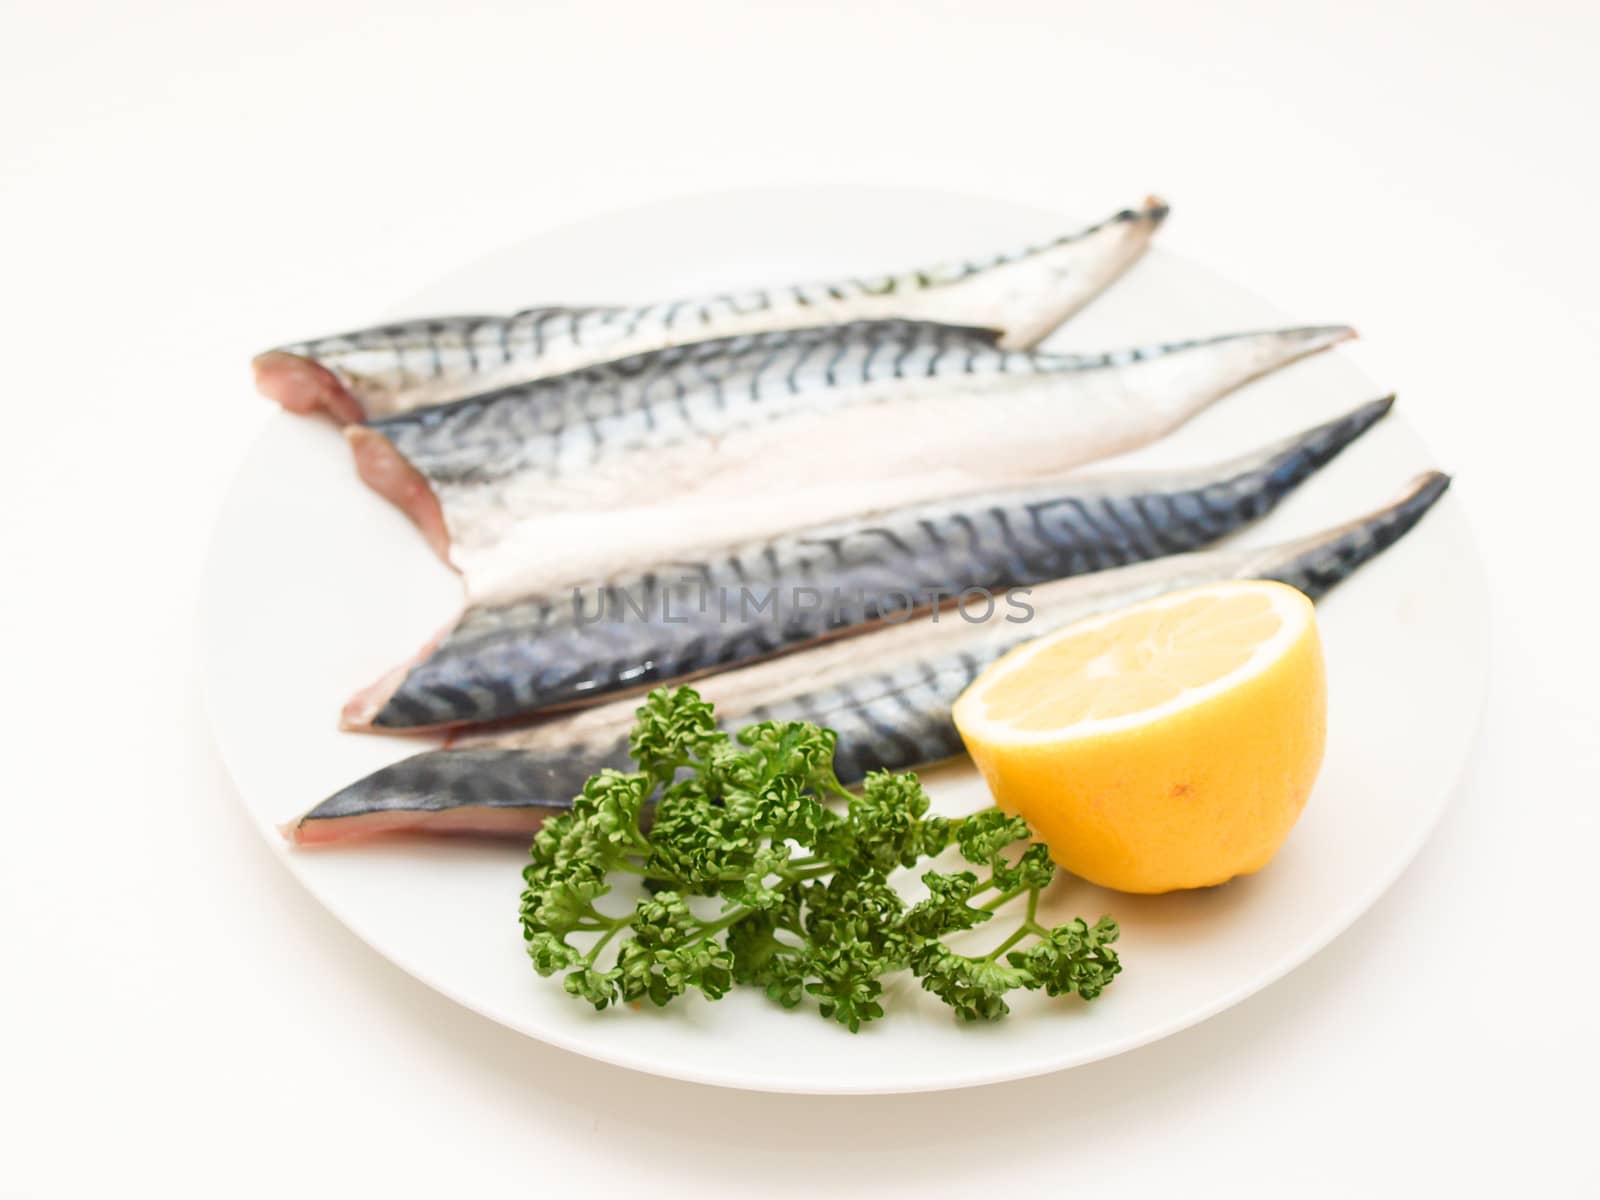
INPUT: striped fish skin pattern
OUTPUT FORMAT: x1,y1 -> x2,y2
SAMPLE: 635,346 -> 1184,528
354,320 -> 1354,600
255,199 -> 1168,422
354,396 -> 1395,732
365,319 -> 1015,490
290,471 -> 1449,845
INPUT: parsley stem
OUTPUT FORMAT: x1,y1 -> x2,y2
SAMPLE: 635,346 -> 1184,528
785,865 -> 835,883
978,884 -> 1028,912
698,907 -> 756,939
614,857 -> 830,886
980,887 -> 1044,962
1022,892 -> 1054,938
983,924 -> 1033,962
584,920 -> 628,965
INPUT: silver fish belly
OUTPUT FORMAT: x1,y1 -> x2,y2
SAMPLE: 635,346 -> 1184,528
253,198 -> 1168,422
349,319 -> 1354,601
344,397 -> 1393,733
289,472 -> 1448,845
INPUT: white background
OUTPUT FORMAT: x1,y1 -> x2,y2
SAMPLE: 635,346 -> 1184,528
3,2 -> 1596,1195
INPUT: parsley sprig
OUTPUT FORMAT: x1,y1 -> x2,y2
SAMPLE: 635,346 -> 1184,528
519,687 -> 1121,1030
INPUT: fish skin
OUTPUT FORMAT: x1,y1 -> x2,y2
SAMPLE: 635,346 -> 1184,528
346,396 -> 1395,733
254,199 -> 1169,422
352,320 -> 1355,601
288,471 -> 1449,846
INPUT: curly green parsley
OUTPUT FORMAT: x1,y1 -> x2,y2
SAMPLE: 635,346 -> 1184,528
519,686 -> 1121,1030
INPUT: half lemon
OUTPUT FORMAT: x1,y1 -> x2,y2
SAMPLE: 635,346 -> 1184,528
952,580 -> 1326,894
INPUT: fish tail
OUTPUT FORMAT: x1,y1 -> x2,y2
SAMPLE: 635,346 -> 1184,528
1044,323 -> 1357,438
1220,323 -> 1359,365
1259,471 -> 1452,600
1227,394 -> 1395,506
1087,194 -> 1170,238
992,196 -> 1171,348
1139,194 -> 1172,226
1181,324 -> 1357,420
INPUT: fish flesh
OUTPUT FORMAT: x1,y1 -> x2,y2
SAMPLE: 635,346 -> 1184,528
254,199 -> 1168,423
343,397 -> 1394,733
352,320 -> 1354,601
288,471 -> 1449,845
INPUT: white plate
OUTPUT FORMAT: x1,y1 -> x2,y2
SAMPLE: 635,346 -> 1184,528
202,185 -> 1488,1094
